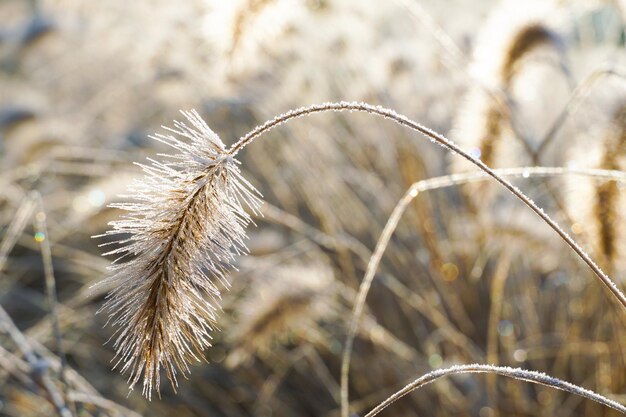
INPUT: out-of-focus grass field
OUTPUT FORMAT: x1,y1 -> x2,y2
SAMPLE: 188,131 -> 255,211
0,0 -> 625,416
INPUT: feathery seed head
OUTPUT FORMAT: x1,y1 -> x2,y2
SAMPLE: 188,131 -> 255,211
566,101 -> 626,274
95,109 -> 262,399
451,1 -> 565,199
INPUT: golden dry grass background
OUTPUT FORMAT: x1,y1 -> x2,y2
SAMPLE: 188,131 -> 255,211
0,0 -> 625,416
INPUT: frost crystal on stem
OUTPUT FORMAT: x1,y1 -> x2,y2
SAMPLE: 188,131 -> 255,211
96,110 -> 262,399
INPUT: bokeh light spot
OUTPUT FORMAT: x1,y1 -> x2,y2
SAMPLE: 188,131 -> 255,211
34,232 -> 45,243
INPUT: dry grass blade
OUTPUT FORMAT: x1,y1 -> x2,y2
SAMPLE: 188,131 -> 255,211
225,263 -> 334,368
364,364 -> 626,417
67,391 -> 142,417
565,99 -> 626,275
534,66 -> 626,161
394,0 -> 465,67
0,194 -> 37,272
32,192 -> 74,415
593,103 -> 625,272
231,104 -> 626,308
95,109 -> 262,399
227,101 -> 626,417
452,3 -> 565,173
0,306 -> 72,417
340,165 -> 626,417
99,99 -> 625,403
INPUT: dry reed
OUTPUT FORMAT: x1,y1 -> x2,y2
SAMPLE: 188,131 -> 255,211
225,263 -> 334,368
99,100 -> 626,409
593,103 -> 625,272
3,2 -> 625,415
364,364 -> 626,416
452,3 -> 563,174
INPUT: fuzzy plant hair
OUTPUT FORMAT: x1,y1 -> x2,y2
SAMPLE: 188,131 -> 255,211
566,101 -> 626,274
97,102 -> 626,407
95,110 -> 262,398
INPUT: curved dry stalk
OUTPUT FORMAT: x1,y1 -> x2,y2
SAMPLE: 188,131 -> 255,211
231,104 -> 626,307
534,66 -> 626,161
227,101 -> 626,417
261,166 -> 626,376
364,364 -> 626,417
340,165 -> 626,417
101,101 -> 626,400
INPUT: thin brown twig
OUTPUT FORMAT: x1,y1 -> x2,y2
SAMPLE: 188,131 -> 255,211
0,306 -> 72,417
33,192 -> 75,415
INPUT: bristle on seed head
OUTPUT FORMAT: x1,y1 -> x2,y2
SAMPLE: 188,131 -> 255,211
95,109 -> 262,399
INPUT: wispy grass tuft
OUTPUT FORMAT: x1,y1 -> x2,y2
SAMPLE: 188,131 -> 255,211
95,110 -> 262,399
98,101 -> 626,403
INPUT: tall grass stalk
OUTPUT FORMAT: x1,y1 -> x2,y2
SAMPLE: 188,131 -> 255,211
364,364 -> 626,417
101,101 -> 626,403
335,166 -> 626,417
226,101 -> 626,415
